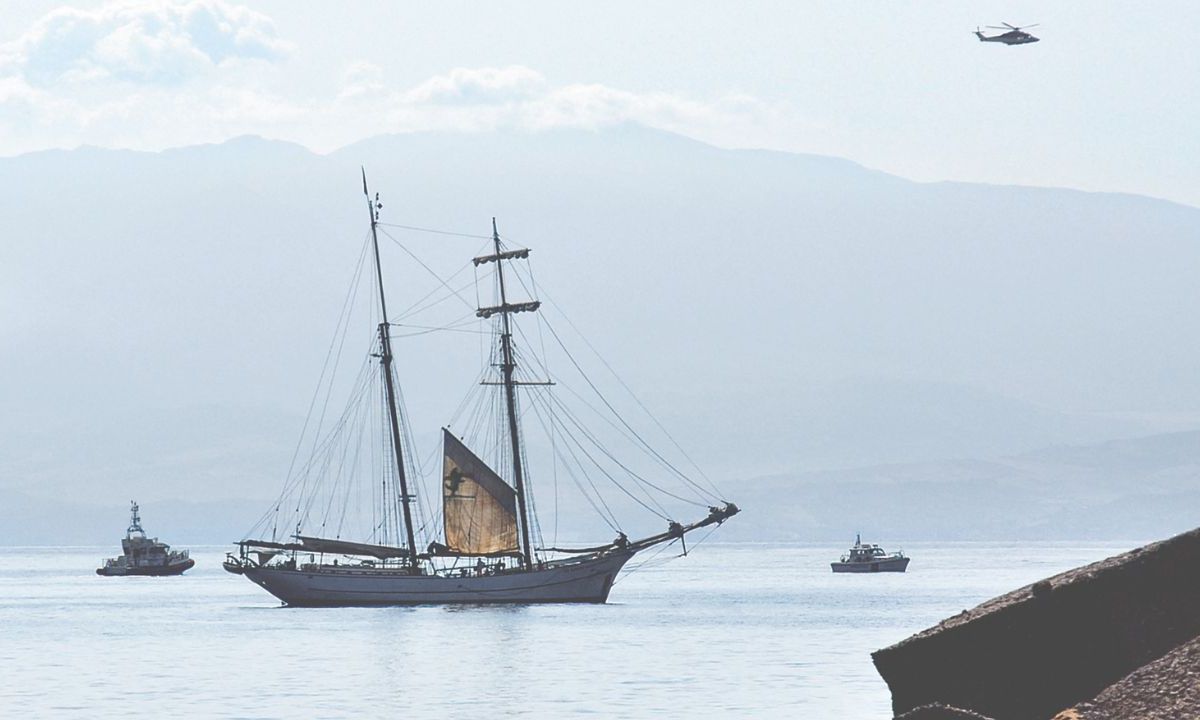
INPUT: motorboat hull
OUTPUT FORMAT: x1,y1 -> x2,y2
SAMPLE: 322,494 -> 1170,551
234,551 -> 634,606
831,556 -> 910,573
96,558 -> 195,576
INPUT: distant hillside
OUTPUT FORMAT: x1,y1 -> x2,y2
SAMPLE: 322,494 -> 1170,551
718,430 -> 1200,542
3,430 -> 1195,545
1,126 -> 1198,527
0,492 -> 259,547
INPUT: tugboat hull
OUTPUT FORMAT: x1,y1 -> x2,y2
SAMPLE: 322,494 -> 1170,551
236,551 -> 633,606
831,556 -> 910,573
96,558 -> 196,576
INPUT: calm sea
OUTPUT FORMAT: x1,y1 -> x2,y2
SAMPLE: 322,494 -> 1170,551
0,542 -> 1132,718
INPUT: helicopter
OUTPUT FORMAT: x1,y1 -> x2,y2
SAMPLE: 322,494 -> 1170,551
975,23 -> 1040,45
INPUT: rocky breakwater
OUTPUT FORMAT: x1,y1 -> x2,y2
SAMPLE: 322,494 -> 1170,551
872,527 -> 1200,720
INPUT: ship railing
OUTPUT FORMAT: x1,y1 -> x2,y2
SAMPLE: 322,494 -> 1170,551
433,560 -> 521,578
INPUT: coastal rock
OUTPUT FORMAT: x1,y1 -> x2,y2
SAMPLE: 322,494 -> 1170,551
1054,633 -> 1200,719
872,526 -> 1200,719
895,702 -> 995,719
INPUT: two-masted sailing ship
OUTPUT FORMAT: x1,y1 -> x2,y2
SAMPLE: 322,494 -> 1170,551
223,173 -> 737,605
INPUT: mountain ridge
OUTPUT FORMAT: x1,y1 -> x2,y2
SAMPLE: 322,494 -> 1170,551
2,428 -> 1194,545
2,124 -> 1197,542
10,126 -> 1195,211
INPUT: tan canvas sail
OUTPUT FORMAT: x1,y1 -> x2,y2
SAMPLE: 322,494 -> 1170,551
442,429 -> 519,555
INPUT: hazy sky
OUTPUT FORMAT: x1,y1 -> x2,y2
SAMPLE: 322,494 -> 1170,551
2,1 -> 1197,207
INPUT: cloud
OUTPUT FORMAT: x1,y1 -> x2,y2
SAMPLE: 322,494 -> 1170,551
2,0 -> 288,86
524,83 -> 772,134
334,65 -> 774,146
404,66 -> 548,105
337,61 -> 386,102
0,3 -> 778,157
377,65 -> 763,135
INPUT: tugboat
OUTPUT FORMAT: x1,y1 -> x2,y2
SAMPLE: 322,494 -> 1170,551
831,533 -> 909,573
97,502 -> 194,576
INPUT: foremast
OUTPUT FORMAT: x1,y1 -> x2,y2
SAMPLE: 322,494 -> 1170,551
362,170 -> 419,569
475,219 -> 540,570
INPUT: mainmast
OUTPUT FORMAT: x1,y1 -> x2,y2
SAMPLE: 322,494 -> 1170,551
475,219 -> 540,570
362,169 -> 419,568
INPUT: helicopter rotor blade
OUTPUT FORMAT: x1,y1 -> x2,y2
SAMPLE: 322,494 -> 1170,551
1003,22 -> 1018,29
986,26 -> 1010,30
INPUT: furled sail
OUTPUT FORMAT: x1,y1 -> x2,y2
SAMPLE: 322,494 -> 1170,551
293,535 -> 410,560
442,429 -> 519,555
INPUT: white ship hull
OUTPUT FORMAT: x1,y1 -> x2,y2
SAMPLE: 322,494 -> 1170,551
239,551 -> 634,606
830,556 -> 910,573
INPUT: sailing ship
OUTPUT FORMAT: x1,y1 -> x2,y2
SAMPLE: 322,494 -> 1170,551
223,173 -> 738,605
97,501 -> 195,576
830,534 -> 909,573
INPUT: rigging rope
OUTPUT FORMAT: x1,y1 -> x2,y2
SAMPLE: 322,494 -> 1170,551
376,221 -> 493,240
249,217 -> 733,561
524,387 -> 622,532
379,227 -> 477,313
536,311 -> 721,504
513,267 -> 726,501
251,232 -> 372,541
508,336 -> 708,510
